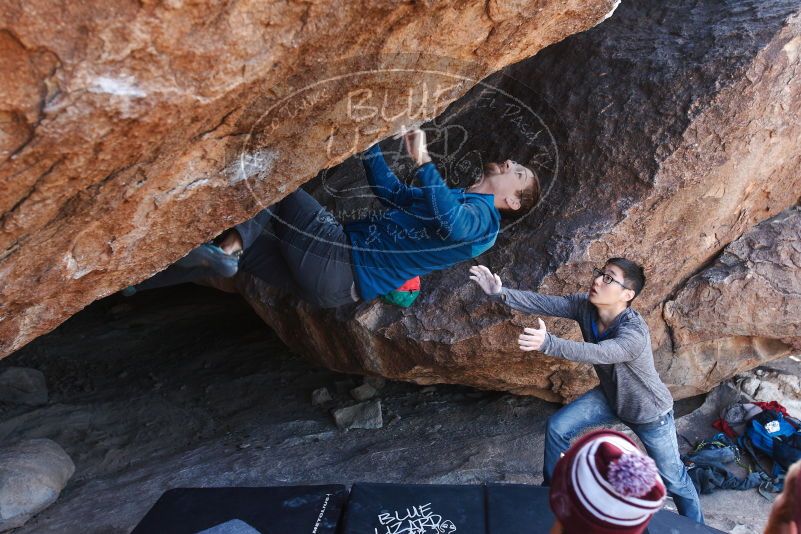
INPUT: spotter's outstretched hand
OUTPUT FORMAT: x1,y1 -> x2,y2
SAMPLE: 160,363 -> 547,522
518,318 -> 547,352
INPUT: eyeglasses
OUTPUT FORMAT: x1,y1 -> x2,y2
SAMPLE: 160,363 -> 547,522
592,268 -> 631,290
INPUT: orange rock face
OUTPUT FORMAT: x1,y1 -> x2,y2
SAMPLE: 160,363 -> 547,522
4,0 -> 799,405
238,0 -> 801,401
663,206 -> 801,398
0,0 -> 619,357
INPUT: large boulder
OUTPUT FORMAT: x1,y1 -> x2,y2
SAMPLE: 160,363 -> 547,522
238,0 -> 801,401
663,206 -> 801,398
0,439 -> 75,532
0,0 -> 619,358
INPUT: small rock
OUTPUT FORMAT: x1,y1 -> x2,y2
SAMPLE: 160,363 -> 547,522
420,386 -> 437,394
0,367 -> 48,406
753,380 -> 782,403
387,414 -> 402,426
311,387 -> 332,406
237,443 -> 251,450
776,373 -> 801,395
350,383 -> 377,401
0,439 -> 75,532
363,376 -> 386,390
331,400 -> 383,430
741,376 -> 760,398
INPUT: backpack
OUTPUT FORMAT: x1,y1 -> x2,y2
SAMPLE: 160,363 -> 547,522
774,431 -> 801,470
744,409 -> 801,470
746,410 -> 797,456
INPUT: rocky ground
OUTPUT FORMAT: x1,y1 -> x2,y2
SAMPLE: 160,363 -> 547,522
0,284 -> 795,533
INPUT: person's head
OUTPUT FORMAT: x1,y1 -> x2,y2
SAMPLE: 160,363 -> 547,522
764,459 -> 801,534
589,257 -> 646,309
548,429 -> 666,534
476,160 -> 539,217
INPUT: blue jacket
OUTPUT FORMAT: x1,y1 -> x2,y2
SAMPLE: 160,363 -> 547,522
345,144 -> 500,301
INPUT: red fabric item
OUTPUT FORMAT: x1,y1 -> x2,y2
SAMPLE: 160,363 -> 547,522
712,418 -> 739,438
395,276 -> 421,292
754,401 -> 789,417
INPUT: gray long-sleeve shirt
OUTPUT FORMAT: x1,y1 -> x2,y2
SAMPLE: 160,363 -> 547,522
495,287 -> 673,424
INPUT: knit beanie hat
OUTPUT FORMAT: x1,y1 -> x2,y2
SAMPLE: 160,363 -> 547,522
549,429 -> 666,534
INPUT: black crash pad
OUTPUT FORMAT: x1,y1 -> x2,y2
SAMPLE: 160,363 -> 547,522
486,484 -> 726,533
131,485 -> 347,534
132,482 -> 727,534
340,483 -> 485,534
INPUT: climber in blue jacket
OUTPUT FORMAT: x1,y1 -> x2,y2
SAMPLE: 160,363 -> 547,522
129,129 -> 539,308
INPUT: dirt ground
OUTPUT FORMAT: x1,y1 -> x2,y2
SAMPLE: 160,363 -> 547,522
0,284 -> 787,533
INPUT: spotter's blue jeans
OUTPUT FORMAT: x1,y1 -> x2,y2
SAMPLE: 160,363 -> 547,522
542,386 -> 704,524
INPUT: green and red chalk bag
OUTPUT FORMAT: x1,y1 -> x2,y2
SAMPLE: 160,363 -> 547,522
380,276 -> 421,308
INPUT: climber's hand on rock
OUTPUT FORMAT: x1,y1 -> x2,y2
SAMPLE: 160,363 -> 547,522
403,128 -> 431,167
518,319 -> 547,351
469,265 -> 502,295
